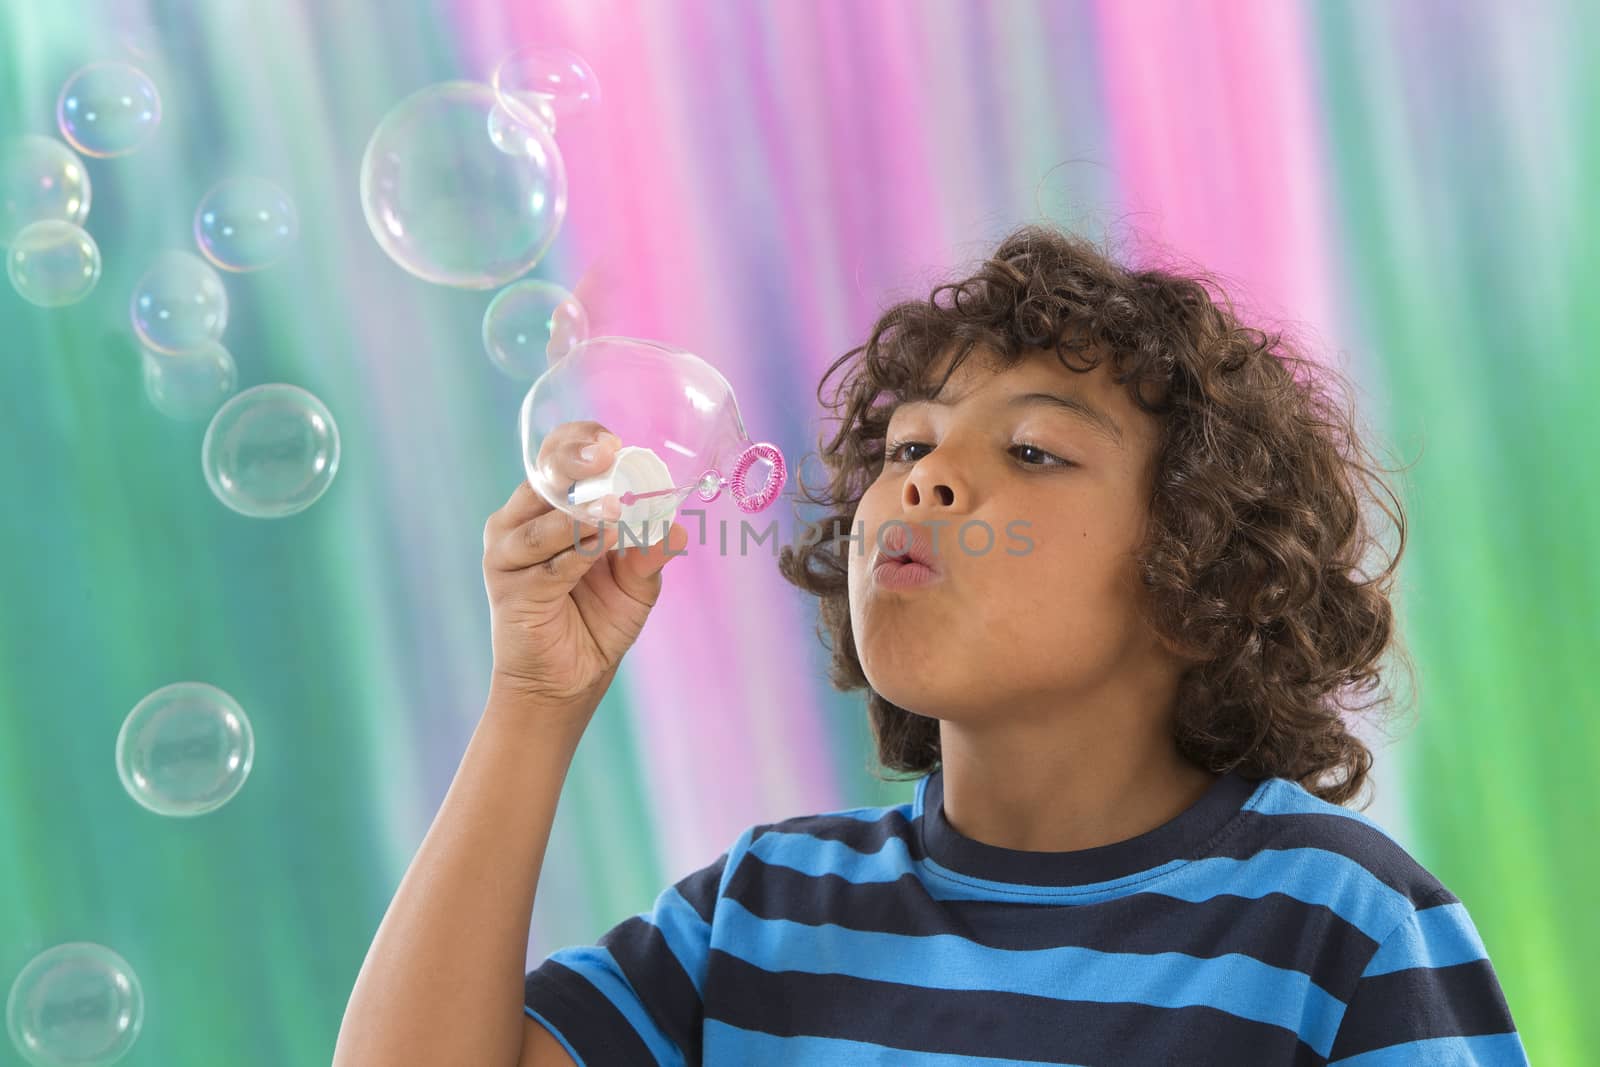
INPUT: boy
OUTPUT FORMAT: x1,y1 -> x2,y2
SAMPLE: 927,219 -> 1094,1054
335,225 -> 1528,1066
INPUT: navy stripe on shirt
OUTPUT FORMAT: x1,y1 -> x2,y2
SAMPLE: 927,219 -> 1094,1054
523,769 -> 1528,1066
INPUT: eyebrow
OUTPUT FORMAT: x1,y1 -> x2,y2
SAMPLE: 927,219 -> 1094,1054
900,390 -> 1125,448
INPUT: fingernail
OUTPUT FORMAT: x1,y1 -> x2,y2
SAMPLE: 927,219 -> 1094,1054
582,496 -> 622,520
579,444 -> 597,461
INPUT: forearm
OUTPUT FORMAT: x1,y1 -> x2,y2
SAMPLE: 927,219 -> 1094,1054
333,690 -> 590,1066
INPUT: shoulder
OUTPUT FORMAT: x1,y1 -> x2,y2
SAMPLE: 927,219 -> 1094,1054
1229,775 -> 1459,930
715,798 -> 916,879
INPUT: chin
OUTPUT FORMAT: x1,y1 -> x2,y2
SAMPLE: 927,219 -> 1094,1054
860,664 -> 970,721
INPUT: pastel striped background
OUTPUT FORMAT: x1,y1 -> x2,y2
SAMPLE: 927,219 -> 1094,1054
1,1 -> 1592,1063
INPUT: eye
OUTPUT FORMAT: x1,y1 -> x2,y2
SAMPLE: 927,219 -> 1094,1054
884,439 -> 932,464
883,438 -> 1074,469
1010,442 -> 1073,468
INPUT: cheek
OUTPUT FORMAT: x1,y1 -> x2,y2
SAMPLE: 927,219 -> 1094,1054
973,517 -> 1137,631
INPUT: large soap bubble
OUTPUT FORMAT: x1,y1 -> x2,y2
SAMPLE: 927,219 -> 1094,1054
360,81 -> 567,289
56,62 -> 161,158
194,176 -> 299,272
492,45 -> 601,136
6,221 -> 101,307
141,341 -> 238,422
519,336 -> 787,547
202,384 -> 341,517
483,279 -> 588,380
6,942 -> 143,1066
0,136 -> 90,247
130,251 -> 228,354
116,682 -> 254,816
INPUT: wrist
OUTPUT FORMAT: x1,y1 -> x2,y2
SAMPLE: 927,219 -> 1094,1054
484,675 -> 600,737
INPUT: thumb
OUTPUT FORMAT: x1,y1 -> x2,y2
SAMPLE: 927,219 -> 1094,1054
610,520 -> 690,602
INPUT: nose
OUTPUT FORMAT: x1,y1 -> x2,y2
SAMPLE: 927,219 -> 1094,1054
901,448 -> 969,515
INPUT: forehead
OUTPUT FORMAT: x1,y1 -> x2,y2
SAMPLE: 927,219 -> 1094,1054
897,343 -> 1158,451
914,345 -> 1128,409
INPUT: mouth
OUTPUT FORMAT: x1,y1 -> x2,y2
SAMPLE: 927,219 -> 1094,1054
871,522 -> 945,589
872,556 -> 943,590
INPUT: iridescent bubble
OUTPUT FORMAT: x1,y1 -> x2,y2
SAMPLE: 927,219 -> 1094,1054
202,384 -> 341,518
0,136 -> 90,247
359,81 -> 567,289
56,62 -> 161,158
116,682 -> 253,816
194,177 -> 299,272
519,337 -> 789,538
487,98 -> 555,154
131,251 -> 228,354
141,341 -> 238,422
492,45 -> 601,135
483,280 -> 589,380
6,942 -> 143,1066
6,221 -> 101,308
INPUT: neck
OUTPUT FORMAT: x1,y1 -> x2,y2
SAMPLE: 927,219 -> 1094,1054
935,687 -> 1216,854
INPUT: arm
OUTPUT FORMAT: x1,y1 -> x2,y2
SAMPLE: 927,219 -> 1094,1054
332,687 -> 588,1066
1326,892 -> 1529,1066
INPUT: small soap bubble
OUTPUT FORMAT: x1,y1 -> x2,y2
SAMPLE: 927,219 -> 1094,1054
487,99 -> 555,155
141,341 -> 238,422
6,942 -> 143,1066
131,251 -> 228,353
483,279 -> 589,380
6,221 -> 100,308
194,177 -> 299,272
0,136 -> 91,247
116,682 -> 253,816
202,384 -> 341,518
492,45 -> 601,135
56,62 -> 161,158
360,81 -> 567,289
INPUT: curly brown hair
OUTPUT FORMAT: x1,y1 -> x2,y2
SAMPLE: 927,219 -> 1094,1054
776,223 -> 1414,808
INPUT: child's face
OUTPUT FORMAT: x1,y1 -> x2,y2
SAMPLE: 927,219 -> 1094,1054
848,346 -> 1178,723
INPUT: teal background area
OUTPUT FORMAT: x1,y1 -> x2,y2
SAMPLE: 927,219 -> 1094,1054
2,1 -> 1594,1063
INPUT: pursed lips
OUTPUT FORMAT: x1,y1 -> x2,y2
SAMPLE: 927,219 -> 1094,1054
872,522 -> 944,574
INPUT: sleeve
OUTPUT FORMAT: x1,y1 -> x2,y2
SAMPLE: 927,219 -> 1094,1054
522,825 -> 755,1067
1325,891 -> 1530,1066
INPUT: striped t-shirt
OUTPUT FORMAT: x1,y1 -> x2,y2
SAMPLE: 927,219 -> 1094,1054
523,766 -> 1528,1065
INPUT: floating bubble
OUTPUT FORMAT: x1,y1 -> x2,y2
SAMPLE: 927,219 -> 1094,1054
131,251 -> 228,354
6,942 -> 143,1066
56,62 -> 161,158
194,176 -> 299,272
492,45 -> 601,135
6,221 -> 101,308
483,280 -> 589,380
487,97 -> 555,154
0,136 -> 91,248
116,682 -> 253,816
203,384 -> 340,518
519,337 -> 787,546
141,341 -> 238,422
359,80 -> 567,289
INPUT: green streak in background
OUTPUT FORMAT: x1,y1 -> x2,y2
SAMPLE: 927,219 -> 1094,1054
1313,2 -> 1598,1062
0,2 -> 541,1064
2,1 -> 1593,1064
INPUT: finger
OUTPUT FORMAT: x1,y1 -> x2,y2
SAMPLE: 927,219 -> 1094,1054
610,520 -> 690,601
487,479 -> 552,541
486,430 -> 621,541
527,520 -> 625,587
489,498 -> 623,574
533,420 -> 623,494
